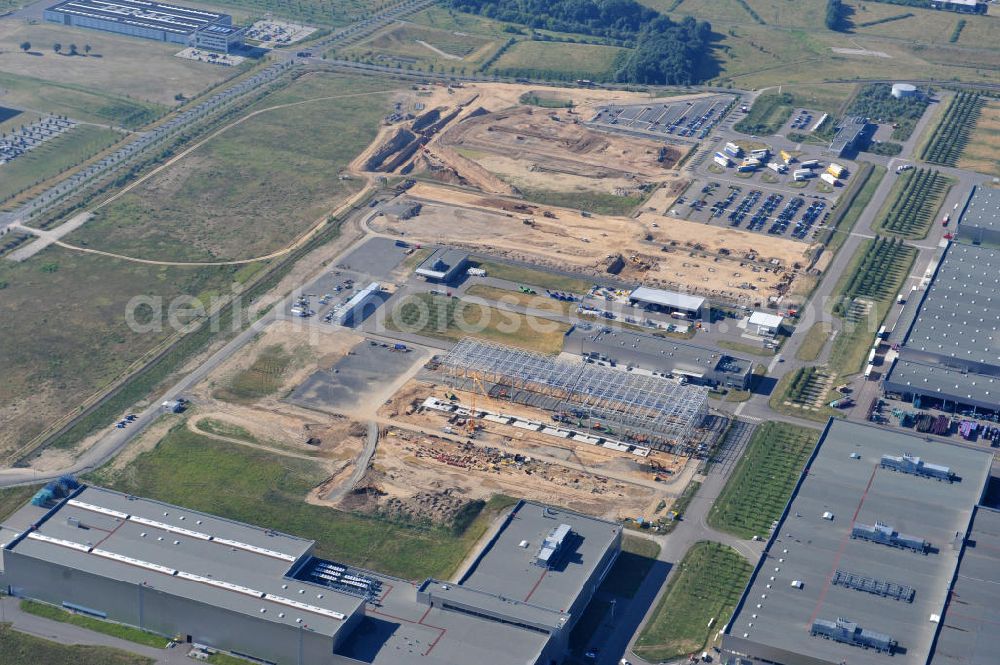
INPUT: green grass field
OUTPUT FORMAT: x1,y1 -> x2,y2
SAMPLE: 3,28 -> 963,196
0,624 -> 153,665
341,23 -> 499,72
633,541 -> 752,661
214,345 -> 292,403
0,485 -> 38,522
650,2 -> 1000,88
707,421 -> 819,538
0,72 -> 162,129
0,125 -> 120,205
490,40 -> 627,81
734,85 -> 848,136
183,0 -> 379,27
0,20 -> 234,108
19,600 -> 169,649
795,322 -> 831,362
386,293 -> 570,354
465,284 -> 574,316
89,425 -> 515,579
0,246 -> 247,458
471,260 -> 594,294
71,73 -> 398,262
514,186 -> 647,217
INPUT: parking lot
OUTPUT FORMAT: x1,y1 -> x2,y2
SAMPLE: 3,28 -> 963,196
0,115 -> 75,165
589,94 -> 735,140
675,180 -> 831,242
782,107 -> 823,134
336,236 -> 413,280
288,339 -> 423,412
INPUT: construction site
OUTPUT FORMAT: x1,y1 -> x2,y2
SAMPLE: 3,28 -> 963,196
149,316 -> 696,526
354,83 -> 820,306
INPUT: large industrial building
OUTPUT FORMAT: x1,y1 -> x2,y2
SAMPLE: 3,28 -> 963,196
955,185 -> 1000,246
564,327 -> 753,390
43,0 -> 245,53
1,487 -> 620,665
882,237 -> 1000,416
722,419 -> 994,665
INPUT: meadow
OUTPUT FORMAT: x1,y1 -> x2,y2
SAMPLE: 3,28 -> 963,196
633,541 -> 753,661
90,425 -> 517,579
71,72 -> 399,262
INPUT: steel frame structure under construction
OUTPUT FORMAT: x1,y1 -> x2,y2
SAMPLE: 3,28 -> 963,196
437,338 -> 709,452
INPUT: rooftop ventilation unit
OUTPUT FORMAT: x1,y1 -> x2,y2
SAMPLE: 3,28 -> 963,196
811,617 -> 896,654
536,524 -> 571,568
832,569 -> 915,602
880,453 -> 954,482
851,521 -> 929,554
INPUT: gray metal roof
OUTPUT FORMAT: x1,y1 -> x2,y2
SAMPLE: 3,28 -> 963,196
902,243 -> 1000,368
629,286 -> 705,312
340,578 -> 551,665
3,486 -> 364,638
419,579 -> 570,631
931,506 -> 1000,665
960,185 -> 1000,233
416,248 -> 468,279
46,0 -> 228,36
458,501 -> 621,614
565,326 -> 753,380
727,420 -> 992,665
883,357 -> 1000,410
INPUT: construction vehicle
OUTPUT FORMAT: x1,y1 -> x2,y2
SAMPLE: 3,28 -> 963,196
518,286 -> 537,295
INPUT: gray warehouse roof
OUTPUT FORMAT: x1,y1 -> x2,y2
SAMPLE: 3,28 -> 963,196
902,243 -> 1000,368
416,248 -> 468,280
565,326 -> 753,381
629,286 -> 705,313
883,357 -> 999,409
960,185 -> 1000,233
46,0 -> 229,36
931,506 -> 1000,665
458,501 -> 621,614
726,420 -> 992,665
2,486 -> 364,638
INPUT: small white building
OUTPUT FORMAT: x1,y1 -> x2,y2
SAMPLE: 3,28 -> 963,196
749,311 -> 783,336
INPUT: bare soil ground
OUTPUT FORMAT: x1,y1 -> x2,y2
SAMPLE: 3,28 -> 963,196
432,104 -> 682,197
178,321 -> 368,461
375,182 -> 817,304
363,379 -> 694,521
359,82 -> 700,203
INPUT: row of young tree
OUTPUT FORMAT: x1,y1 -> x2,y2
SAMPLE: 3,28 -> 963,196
447,0 -> 712,85
19,41 -> 93,55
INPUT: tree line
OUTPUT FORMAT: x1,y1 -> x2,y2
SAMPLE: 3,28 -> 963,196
825,0 -> 846,31
447,0 -> 713,85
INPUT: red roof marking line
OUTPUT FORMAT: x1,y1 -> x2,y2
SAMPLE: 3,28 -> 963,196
524,568 -> 548,603
808,464 -> 879,626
